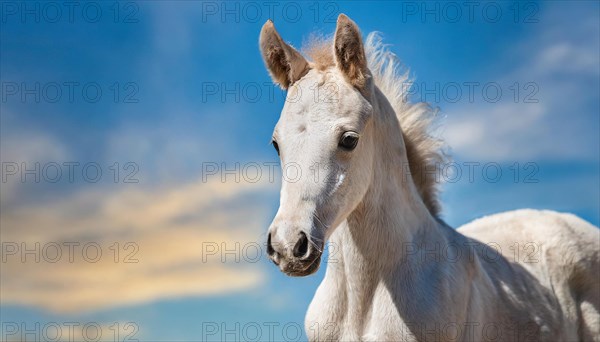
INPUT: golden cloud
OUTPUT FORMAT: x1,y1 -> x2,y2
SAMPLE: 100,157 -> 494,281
1,175 -> 277,313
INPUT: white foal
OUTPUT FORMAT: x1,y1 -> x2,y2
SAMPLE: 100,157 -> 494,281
259,14 -> 599,342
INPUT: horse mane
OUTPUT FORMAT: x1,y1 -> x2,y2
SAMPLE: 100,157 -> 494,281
303,32 -> 445,216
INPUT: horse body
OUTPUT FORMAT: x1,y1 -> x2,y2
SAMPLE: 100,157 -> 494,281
258,14 -> 599,342
307,210 -> 599,341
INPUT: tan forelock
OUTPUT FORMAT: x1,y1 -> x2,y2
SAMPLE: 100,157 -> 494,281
303,34 -> 335,70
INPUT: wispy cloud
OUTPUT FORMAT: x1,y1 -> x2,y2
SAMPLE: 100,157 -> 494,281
1,172 -> 276,313
444,5 -> 599,162
0,113 -> 71,206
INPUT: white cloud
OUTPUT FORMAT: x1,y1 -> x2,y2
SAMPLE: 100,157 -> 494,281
0,122 -> 71,205
445,102 -> 548,160
536,41 -> 599,75
444,4 -> 599,162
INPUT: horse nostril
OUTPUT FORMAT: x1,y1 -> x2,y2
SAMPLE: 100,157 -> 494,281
267,233 -> 275,256
293,232 -> 309,258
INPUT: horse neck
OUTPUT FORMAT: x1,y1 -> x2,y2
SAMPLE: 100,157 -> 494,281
334,87 -> 444,273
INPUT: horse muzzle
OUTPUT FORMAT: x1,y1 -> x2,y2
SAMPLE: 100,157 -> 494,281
267,230 -> 323,277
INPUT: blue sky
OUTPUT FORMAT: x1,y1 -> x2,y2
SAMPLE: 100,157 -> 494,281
1,1 -> 598,341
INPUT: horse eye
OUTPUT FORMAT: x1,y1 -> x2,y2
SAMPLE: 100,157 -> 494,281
272,140 -> 280,155
339,132 -> 359,151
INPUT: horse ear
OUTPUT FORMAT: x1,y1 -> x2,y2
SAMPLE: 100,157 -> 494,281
259,20 -> 309,89
333,14 -> 368,88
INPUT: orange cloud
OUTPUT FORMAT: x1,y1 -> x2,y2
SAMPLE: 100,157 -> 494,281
1,176 -> 277,313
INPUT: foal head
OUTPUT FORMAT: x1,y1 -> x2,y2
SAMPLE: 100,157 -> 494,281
260,14 -> 378,276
